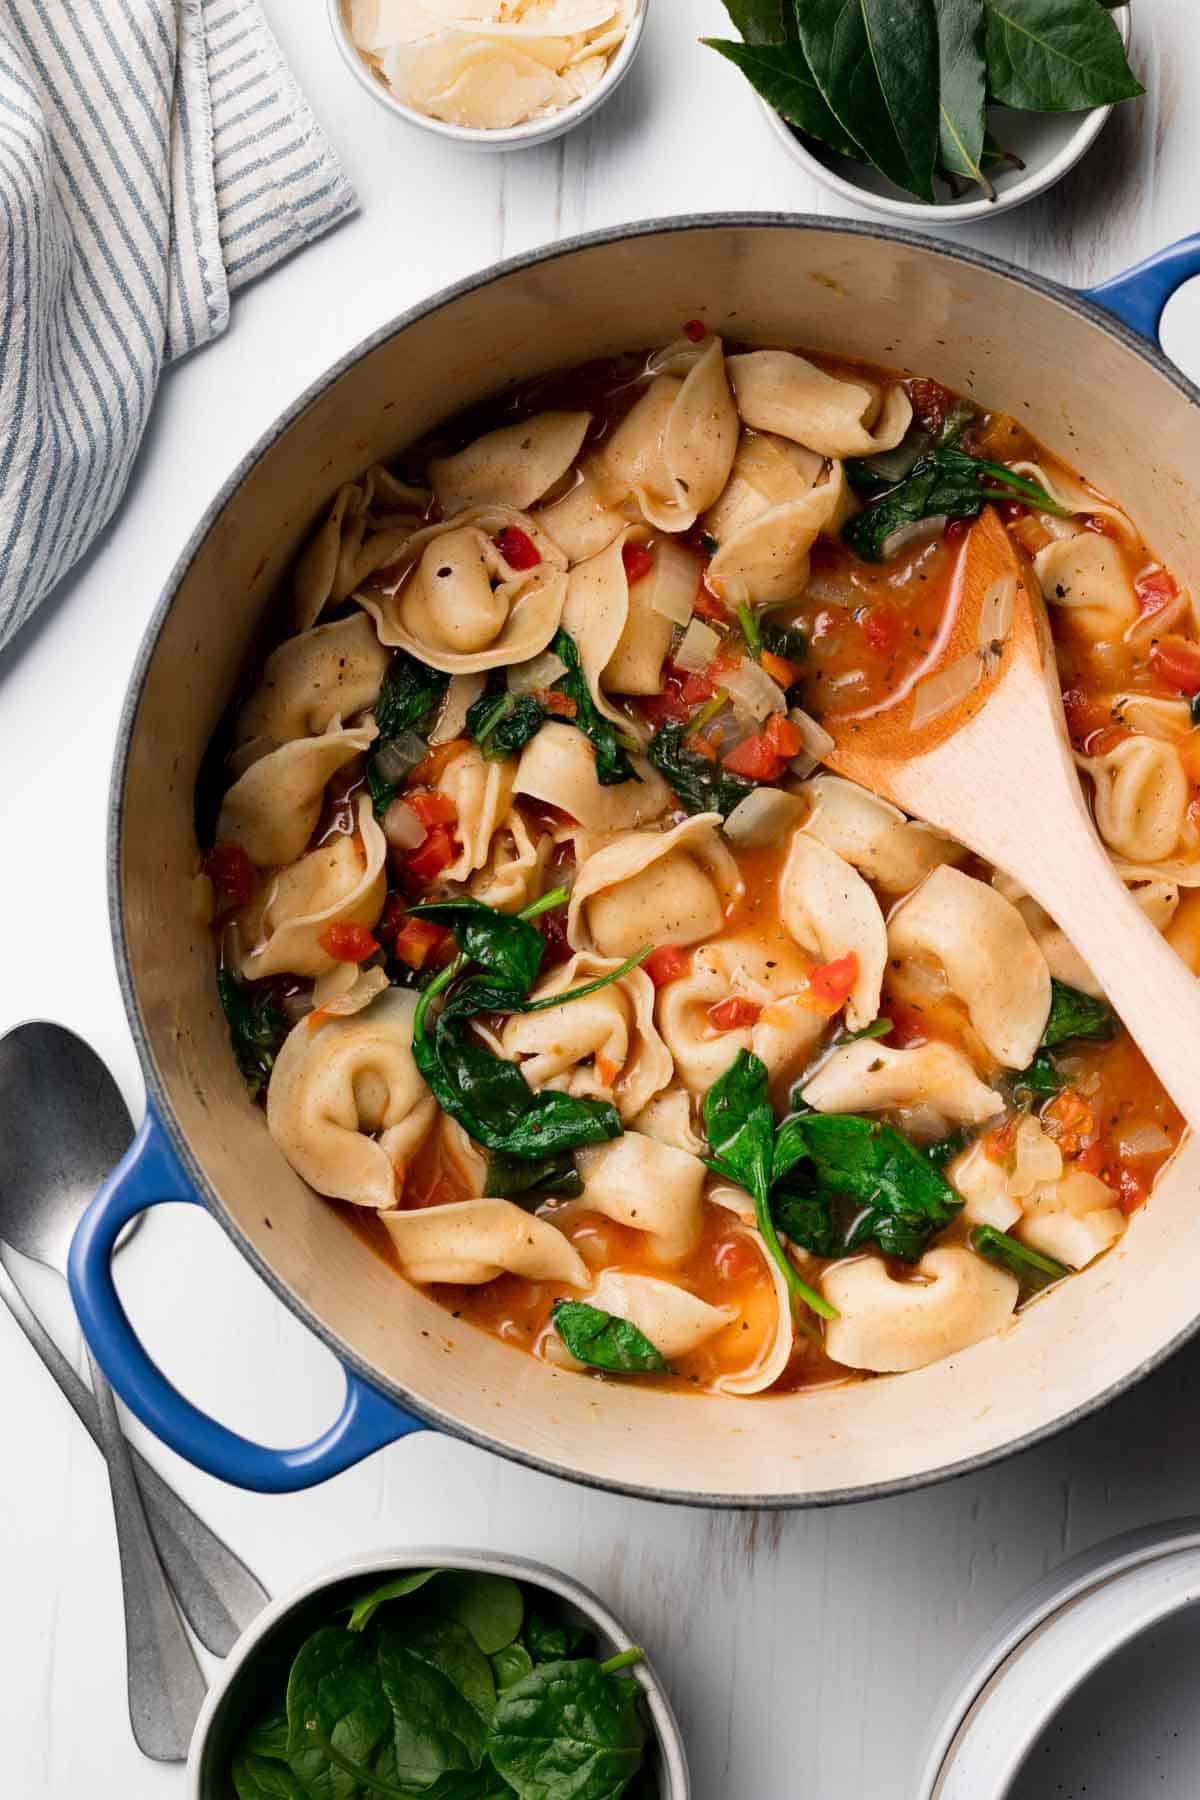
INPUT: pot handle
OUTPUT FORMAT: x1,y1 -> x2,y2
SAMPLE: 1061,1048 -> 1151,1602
68,1108 -> 426,1493
1082,232 -> 1200,344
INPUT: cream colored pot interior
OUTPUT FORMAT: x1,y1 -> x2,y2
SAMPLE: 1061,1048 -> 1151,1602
119,222 -> 1200,1503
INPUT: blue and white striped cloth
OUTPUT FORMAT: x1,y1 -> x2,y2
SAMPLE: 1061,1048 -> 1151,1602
0,0 -> 357,652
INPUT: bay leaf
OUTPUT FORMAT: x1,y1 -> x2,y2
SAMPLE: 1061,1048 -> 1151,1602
797,0 -> 941,202
719,0 -> 798,42
936,0 -> 991,191
983,0 -> 1144,111
704,38 -> 861,156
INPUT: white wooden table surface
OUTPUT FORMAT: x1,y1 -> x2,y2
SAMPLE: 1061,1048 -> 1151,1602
3,3 -> 1200,1795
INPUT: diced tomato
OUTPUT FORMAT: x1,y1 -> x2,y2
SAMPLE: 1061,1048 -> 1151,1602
1150,635 -> 1200,698
708,995 -> 763,1032
693,578 -> 729,622
203,841 -> 256,912
643,945 -> 690,988
883,1003 -> 929,1049
907,376 -> 954,437
622,541 -> 655,585
683,318 -> 707,343
714,1234 -> 760,1281
1061,686 -> 1116,751
1074,1141 -> 1108,1177
861,603 -> 902,656
318,922 -> 379,963
804,952 -> 859,1016
536,905 -> 572,969
722,712 -> 804,781
391,916 -> 452,970
536,689 -> 578,718
405,824 -> 458,884
1116,1166 -> 1147,1215
405,789 -> 458,830
983,1114 -> 1019,1163
375,893 -> 408,944
1042,1088 -> 1096,1158
760,649 -> 802,689
494,526 -> 541,570
681,669 -> 717,705
1135,567 -> 1179,615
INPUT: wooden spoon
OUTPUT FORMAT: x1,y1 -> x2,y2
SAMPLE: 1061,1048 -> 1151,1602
825,506 -> 1200,1131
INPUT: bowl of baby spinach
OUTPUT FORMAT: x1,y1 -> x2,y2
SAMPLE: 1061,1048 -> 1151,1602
707,0 -> 1139,223
188,1549 -> 689,1800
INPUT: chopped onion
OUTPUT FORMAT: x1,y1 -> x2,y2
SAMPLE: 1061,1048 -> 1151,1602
508,649 -> 568,695
1119,1124 -> 1173,1158
787,707 -> 835,777
881,515 -> 949,562
723,657 -> 787,720
382,795 -> 426,850
723,786 -> 807,848
430,673 -> 485,744
676,617 -> 721,672
977,574 -> 1016,653
909,652 -> 980,732
646,540 -> 702,625
373,729 -> 428,786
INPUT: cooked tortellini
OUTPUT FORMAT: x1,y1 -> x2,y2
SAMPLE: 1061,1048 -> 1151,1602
209,338 -> 1185,1408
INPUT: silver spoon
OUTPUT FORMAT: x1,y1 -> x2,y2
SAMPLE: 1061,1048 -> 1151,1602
0,1023 -> 261,1756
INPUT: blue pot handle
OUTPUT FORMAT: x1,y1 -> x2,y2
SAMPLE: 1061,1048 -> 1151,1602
68,1107 -> 426,1493
1082,232 -> 1200,345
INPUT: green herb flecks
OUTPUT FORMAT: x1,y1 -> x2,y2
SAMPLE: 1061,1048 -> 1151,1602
552,1300 -> 671,1375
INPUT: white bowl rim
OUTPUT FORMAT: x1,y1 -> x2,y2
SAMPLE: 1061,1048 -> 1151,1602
325,0 -> 648,148
758,4 -> 1131,224
186,1544 -> 691,1797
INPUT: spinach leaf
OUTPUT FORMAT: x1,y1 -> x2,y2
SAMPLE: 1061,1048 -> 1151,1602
703,38 -> 861,156
1039,978 -> 1117,1049
552,630 -> 639,786
217,968 -> 288,1099
492,1644 -> 535,1693
552,1300 -> 671,1375
486,1148 -> 584,1204
375,651 -> 450,742
467,689 -> 548,763
349,1569 -> 441,1633
410,898 -> 547,995
285,1624 -> 418,1797
937,0 -> 990,190
646,720 -> 756,818
924,1123 -> 977,1170
704,1052 -> 838,1319
761,619 -> 808,664
772,1113 -> 963,1262
982,0 -> 1143,111
378,1615 -> 496,1727
232,1712 -> 310,1800
486,1657 -> 647,1800
1013,1050 -> 1065,1101
796,0 -> 941,203
348,1571 -> 523,1656
842,445 -> 1068,562
523,1614 -> 595,1666
972,1223 -> 1072,1290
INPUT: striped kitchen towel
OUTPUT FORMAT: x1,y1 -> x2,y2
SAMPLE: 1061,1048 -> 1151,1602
0,0 -> 357,653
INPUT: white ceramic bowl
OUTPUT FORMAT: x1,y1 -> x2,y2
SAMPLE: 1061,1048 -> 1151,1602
326,0 -> 648,152
761,6 -> 1132,225
188,1547 -> 690,1798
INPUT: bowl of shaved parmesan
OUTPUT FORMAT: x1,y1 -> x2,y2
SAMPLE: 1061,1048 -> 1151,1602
331,0 -> 646,147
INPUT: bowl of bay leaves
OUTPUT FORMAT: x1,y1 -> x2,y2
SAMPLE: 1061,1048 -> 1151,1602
706,1 -> 1139,223
189,1548 -> 689,1799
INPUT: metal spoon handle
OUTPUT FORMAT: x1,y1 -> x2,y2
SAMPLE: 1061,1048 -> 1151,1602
0,1259 -> 267,1652
85,1344 -> 208,1760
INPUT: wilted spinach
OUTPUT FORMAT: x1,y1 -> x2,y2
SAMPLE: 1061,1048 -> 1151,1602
467,687 -> 548,762
552,629 -> 640,785
842,446 -> 1068,563
646,720 -> 757,818
366,651 -> 449,813
486,1148 -> 584,1204
972,1223 -> 1072,1292
552,1301 -> 671,1375
217,968 -> 289,1099
1039,979 -> 1117,1049
772,1112 -> 963,1262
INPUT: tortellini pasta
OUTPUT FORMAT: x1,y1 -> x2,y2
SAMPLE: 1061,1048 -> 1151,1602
573,1272 -> 734,1361
822,1248 -> 1019,1374
778,830 -> 886,1031
568,815 -> 743,957
381,1198 -> 590,1287
502,953 -> 672,1122
708,461 -> 850,608
267,990 -> 439,1210
246,795 -> 387,980
292,465 -> 428,631
1035,533 -> 1138,640
430,412 -> 592,515
727,351 -> 913,459
562,530 -> 676,719
599,338 -> 739,534
1019,1167 -> 1127,1269
238,614 -> 391,746
217,721 -> 376,869
574,1133 -> 705,1263
430,745 -> 518,883
798,775 -> 963,894
656,934 -> 826,1098
800,1041 -> 1002,1126
1078,734 -> 1191,869
888,867 -> 1051,1069
359,507 -> 568,673
514,725 -> 671,833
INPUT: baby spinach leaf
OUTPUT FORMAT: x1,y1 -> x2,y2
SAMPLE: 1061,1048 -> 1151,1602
486,1148 -> 584,1204
349,1569 -> 441,1633
523,1614 -> 596,1666
646,720 -> 756,818
972,1223 -> 1072,1291
761,619 -> 809,664
982,0 -> 1143,111
796,0 -> 941,203
1013,1050 -> 1066,1101
467,689 -> 548,763
703,38 -> 861,156
486,1658 -> 647,1800
1039,978 -> 1117,1049
378,1615 -> 496,1728
552,1301 -> 671,1375
842,444 -> 1069,562
232,1711 -> 311,1800
924,1123 -> 977,1170
410,898 -> 546,996
492,1644 -> 536,1692
285,1624 -> 415,1798
375,651 -> 450,742
349,1570 -> 523,1658
774,1113 -> 963,1261
217,969 -> 289,1099
936,0 -> 990,189
552,630 -> 639,786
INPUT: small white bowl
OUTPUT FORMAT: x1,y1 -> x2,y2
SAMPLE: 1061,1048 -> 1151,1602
187,1546 -> 690,1798
327,0 -> 647,152
761,5 -> 1132,224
